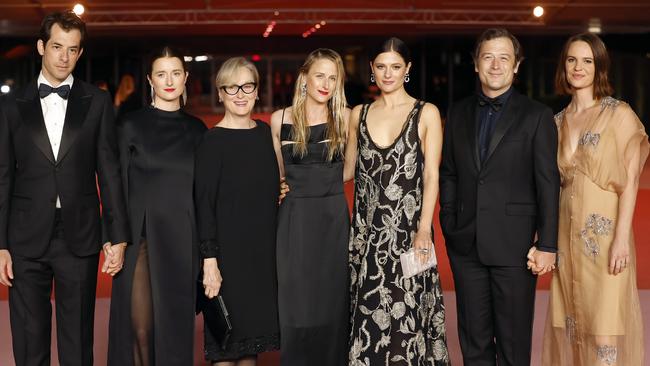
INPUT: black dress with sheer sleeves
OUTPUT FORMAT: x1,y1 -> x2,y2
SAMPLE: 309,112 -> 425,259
108,106 -> 206,366
194,120 -> 280,361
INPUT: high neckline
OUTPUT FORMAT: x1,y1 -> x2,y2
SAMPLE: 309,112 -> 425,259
150,105 -> 183,117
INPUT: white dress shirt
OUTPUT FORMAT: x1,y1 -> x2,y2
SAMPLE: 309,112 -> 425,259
38,72 -> 74,208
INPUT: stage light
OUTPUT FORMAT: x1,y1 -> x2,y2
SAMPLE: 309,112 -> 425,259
274,10 -> 279,16
533,6 -> 544,18
262,20 -> 275,38
0,85 -> 10,94
73,4 -> 85,16
588,18 -> 602,33
315,24 -> 321,29
194,55 -> 208,62
184,56 -> 193,62
320,21 -> 326,26
251,54 -> 261,61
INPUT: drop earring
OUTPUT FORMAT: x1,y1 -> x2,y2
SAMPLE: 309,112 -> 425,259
404,73 -> 410,83
370,73 -> 375,83
300,83 -> 307,97
150,85 -> 155,106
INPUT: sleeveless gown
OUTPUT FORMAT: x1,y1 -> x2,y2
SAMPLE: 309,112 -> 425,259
349,101 -> 450,365
277,122 -> 350,365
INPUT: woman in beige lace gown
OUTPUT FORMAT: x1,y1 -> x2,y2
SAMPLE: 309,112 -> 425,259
542,33 -> 648,365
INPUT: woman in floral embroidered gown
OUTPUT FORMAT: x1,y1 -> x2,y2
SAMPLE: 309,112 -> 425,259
345,37 -> 449,365
541,33 -> 648,366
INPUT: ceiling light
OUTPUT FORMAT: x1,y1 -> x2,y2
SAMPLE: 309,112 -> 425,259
588,18 -> 602,33
194,55 -> 208,62
533,6 -> 544,18
0,85 -> 10,94
73,4 -> 85,16
183,56 -> 193,62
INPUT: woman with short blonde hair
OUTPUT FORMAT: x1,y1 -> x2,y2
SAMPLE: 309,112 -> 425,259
195,56 -> 280,366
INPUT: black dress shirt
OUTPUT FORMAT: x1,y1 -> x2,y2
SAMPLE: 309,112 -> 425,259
477,86 -> 514,163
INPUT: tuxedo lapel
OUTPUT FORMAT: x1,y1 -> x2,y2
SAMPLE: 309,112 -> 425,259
16,80 -> 55,165
463,96 -> 480,171
57,81 -> 92,164
484,92 -> 523,164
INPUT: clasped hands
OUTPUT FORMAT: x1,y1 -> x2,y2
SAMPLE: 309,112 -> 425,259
101,242 -> 127,276
526,246 -> 556,276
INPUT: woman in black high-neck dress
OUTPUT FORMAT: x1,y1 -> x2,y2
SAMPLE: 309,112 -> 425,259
195,57 -> 280,366
107,47 -> 206,366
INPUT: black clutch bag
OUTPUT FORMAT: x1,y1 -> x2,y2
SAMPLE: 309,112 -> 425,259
196,282 -> 232,350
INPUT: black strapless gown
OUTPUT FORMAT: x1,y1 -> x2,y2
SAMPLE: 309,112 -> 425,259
276,123 -> 350,365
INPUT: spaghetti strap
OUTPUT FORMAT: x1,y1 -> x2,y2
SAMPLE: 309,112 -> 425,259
281,108 -> 286,124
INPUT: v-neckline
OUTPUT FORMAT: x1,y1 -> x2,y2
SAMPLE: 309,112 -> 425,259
363,99 -> 419,151
561,102 -> 603,163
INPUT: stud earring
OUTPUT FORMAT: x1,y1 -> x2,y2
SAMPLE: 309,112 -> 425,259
404,74 -> 410,83
370,73 -> 375,83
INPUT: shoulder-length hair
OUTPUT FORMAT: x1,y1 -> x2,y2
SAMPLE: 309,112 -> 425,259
555,32 -> 613,99
291,48 -> 347,161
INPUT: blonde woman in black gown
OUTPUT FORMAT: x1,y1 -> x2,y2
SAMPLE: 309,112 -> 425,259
271,48 -> 351,365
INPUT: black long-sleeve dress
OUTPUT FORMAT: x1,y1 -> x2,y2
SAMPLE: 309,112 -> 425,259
107,106 -> 206,365
194,120 -> 280,361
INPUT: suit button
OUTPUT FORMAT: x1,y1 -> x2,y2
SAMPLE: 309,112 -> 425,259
479,179 -> 485,185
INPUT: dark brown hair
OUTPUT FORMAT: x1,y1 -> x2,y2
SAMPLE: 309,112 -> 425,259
147,46 -> 189,106
473,28 -> 523,64
39,11 -> 87,49
146,46 -> 187,77
370,37 -> 411,65
555,32 -> 613,99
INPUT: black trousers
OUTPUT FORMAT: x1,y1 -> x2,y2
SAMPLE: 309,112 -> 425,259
448,245 -> 537,366
9,209 -> 99,366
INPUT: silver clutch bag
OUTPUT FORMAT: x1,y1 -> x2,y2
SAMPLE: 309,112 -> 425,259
400,244 -> 437,278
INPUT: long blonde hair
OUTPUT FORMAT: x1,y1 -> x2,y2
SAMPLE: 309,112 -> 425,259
290,48 -> 347,161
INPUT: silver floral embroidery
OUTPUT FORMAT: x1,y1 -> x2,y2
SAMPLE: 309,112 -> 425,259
585,213 -> 613,236
581,232 -> 600,260
600,96 -> 620,111
578,131 -> 601,147
597,345 -> 617,365
565,316 -> 576,342
581,213 -> 613,260
384,184 -> 403,201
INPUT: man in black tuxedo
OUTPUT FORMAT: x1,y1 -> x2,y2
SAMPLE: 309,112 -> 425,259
0,11 -> 130,366
439,28 -> 559,366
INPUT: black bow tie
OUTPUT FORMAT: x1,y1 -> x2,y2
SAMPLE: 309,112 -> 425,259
478,95 -> 502,112
39,83 -> 71,99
